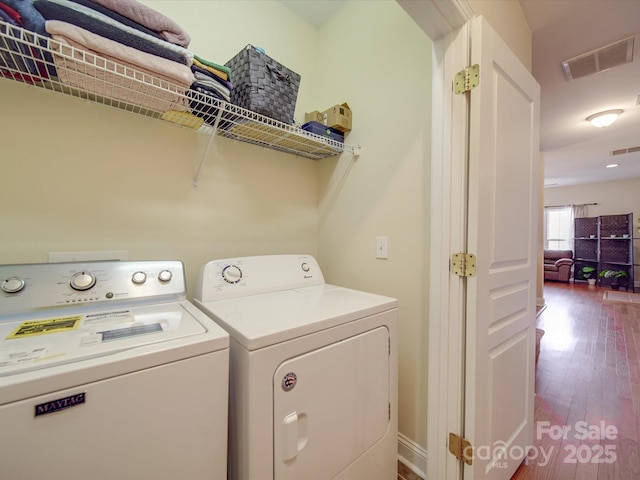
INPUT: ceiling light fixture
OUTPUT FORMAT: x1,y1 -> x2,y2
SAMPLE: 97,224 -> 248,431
587,109 -> 623,127
606,164 -> 619,168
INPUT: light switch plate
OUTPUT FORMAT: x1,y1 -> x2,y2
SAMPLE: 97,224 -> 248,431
376,237 -> 388,259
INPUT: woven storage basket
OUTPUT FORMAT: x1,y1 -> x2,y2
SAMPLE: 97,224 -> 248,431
225,45 -> 301,124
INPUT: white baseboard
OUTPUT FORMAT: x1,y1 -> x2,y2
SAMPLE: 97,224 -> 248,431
398,433 -> 427,479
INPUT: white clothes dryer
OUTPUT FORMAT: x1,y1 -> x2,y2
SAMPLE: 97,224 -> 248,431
194,254 -> 398,480
0,260 -> 229,480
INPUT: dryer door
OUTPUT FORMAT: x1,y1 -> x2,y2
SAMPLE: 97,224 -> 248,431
273,326 -> 390,479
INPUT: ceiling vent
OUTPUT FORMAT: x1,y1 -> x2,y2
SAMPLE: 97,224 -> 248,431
561,36 -> 634,81
611,146 -> 640,156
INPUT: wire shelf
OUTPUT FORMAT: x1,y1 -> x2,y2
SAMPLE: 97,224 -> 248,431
0,20 -> 357,161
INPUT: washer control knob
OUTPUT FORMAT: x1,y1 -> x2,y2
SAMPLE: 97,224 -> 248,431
132,271 -> 147,284
222,265 -> 242,284
301,262 -> 310,272
158,270 -> 172,283
2,277 -> 25,293
70,272 -> 96,291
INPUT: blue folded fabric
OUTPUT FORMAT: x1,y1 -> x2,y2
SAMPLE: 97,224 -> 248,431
0,0 -> 47,35
33,0 -> 191,65
0,7 -> 18,26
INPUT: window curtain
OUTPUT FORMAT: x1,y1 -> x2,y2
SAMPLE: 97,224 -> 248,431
569,204 -> 589,246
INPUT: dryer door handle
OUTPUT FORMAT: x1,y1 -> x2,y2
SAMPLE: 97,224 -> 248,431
282,412 -> 308,462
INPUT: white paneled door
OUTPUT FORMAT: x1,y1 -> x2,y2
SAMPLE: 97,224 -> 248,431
401,4 -> 540,478
464,16 -> 540,480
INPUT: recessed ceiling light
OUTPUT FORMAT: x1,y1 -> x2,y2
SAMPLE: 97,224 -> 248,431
606,163 -> 619,168
587,109 -> 623,127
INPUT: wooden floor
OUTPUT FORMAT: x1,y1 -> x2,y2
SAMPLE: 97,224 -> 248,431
398,460 -> 423,480
512,281 -> 640,479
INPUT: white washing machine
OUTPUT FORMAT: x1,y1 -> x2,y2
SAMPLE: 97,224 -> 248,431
194,254 -> 398,480
0,260 -> 229,480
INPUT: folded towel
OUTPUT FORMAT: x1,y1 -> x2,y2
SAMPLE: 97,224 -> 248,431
88,0 -> 190,48
69,0 -> 164,41
46,19 -> 192,112
194,54 -> 231,80
191,63 -> 232,89
34,0 -> 192,65
46,20 -> 193,85
193,74 -> 229,101
193,57 -> 228,81
190,81 -> 229,100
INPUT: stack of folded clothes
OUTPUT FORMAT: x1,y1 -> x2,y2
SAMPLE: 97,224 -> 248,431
188,54 -> 233,126
32,0 -> 195,115
0,0 -> 235,129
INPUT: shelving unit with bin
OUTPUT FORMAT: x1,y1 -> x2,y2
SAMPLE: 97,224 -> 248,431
573,213 -> 634,291
598,213 -> 634,291
0,20 -> 360,187
573,217 -> 599,283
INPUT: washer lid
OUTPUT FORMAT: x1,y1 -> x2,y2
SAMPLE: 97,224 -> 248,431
196,284 -> 397,350
0,301 -> 229,377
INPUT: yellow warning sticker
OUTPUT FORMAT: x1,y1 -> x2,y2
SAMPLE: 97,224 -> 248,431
7,316 -> 82,339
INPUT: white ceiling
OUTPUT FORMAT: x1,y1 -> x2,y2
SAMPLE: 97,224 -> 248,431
520,0 -> 640,189
281,1 -> 640,189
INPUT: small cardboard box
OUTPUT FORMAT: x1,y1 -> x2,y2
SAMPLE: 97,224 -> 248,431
321,103 -> 351,132
305,110 -> 324,123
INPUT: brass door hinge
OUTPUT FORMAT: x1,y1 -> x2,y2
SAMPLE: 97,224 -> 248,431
454,64 -> 479,94
449,432 -> 473,465
451,253 -> 476,277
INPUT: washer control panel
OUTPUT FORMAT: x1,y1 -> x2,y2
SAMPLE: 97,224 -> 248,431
196,254 -> 326,303
0,260 -> 186,316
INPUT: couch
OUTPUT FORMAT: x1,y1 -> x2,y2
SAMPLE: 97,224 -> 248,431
543,249 -> 574,283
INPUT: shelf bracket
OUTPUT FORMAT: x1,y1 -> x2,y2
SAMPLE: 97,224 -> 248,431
193,107 -> 225,189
